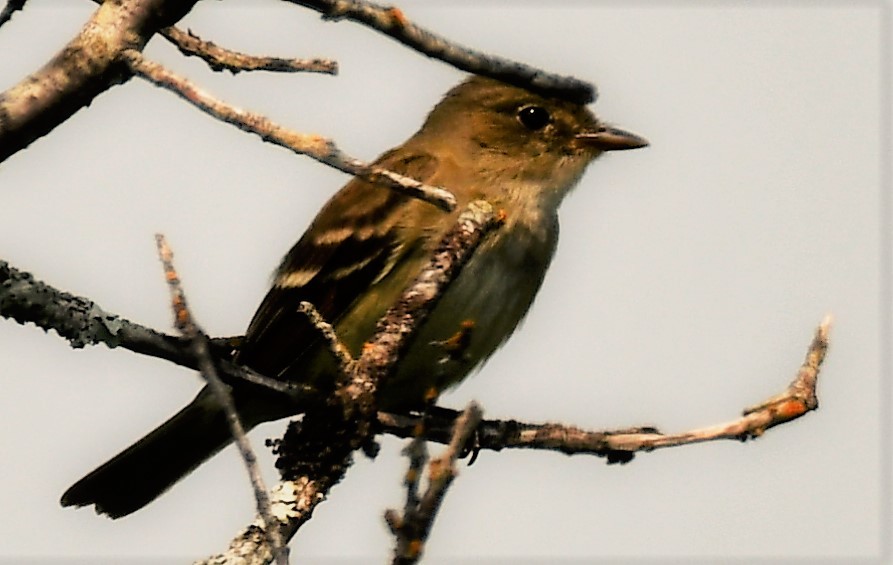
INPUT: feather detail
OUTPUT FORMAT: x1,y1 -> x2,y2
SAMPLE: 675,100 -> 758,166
236,150 -> 440,382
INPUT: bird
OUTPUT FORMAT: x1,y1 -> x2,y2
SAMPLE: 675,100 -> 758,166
61,74 -> 648,518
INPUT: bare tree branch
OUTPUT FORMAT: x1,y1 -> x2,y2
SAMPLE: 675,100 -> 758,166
0,0 -> 199,162
121,49 -> 456,212
154,235 -> 288,565
386,402 -> 483,564
4,210 -> 831,562
1,253 -> 830,465
159,25 -> 338,75
3,239 -> 830,476
84,0 -> 336,75
297,301 -> 355,384
378,316 -> 831,461
287,0 -> 596,104
197,476 -> 331,565
0,259 -> 315,400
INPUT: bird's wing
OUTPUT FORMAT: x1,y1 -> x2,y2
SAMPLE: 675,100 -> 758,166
236,149 -> 441,381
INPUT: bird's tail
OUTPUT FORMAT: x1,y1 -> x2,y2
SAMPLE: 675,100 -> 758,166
60,389 -> 237,519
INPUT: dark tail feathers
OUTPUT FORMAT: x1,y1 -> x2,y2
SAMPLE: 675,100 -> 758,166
61,389 -> 235,519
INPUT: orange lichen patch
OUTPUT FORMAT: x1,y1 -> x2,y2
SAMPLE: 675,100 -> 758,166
388,7 -> 408,28
407,539 -> 423,558
362,341 -> 376,353
775,398 -> 807,420
423,386 -> 439,404
496,208 -> 508,223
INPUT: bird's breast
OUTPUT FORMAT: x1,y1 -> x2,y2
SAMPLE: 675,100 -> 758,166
378,216 -> 559,410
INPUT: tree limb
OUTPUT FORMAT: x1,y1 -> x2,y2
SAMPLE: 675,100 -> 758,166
286,0 -> 596,104
0,259 -> 315,400
378,316 -> 831,462
0,0 -> 199,162
0,260 -> 831,466
154,235 -> 288,565
159,25 -> 338,75
386,402 -> 484,564
297,301 -> 355,385
3,222 -> 831,562
122,49 -> 456,212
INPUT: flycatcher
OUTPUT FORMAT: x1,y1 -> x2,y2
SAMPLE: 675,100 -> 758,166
61,75 -> 647,518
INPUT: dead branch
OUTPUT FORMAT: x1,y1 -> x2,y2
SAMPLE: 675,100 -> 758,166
159,26 -> 338,75
287,0 -> 595,104
0,0 -> 198,162
378,316 -> 831,461
297,301 -> 355,385
0,256 -> 830,466
121,49 -> 456,212
154,235 -> 287,565
386,402 -> 483,564
0,260 -> 314,400
1,0 -> 600,166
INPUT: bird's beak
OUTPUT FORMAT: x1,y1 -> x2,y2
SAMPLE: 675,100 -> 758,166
576,124 -> 649,151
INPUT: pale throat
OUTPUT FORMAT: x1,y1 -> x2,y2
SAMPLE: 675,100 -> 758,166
483,153 -> 593,233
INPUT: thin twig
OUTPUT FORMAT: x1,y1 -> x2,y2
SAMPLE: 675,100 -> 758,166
378,316 -> 832,461
401,437 -> 426,524
287,0 -> 595,104
388,402 -> 483,564
384,422 -> 428,539
297,301 -> 354,383
160,26 -> 338,74
154,235 -> 288,565
121,49 -> 456,212
82,0 -> 336,75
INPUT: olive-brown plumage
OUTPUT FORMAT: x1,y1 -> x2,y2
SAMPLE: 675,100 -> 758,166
61,76 -> 647,518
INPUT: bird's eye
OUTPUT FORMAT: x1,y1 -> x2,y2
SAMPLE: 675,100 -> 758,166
517,105 -> 551,130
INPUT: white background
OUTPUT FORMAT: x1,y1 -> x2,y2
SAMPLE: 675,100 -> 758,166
0,1 -> 887,563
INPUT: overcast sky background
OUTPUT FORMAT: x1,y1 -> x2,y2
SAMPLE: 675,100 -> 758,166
0,1 -> 888,563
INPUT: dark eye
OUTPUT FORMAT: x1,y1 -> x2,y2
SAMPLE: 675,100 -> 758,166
517,105 -> 551,130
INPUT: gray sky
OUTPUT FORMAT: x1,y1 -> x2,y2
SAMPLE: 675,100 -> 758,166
0,1 -> 887,563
